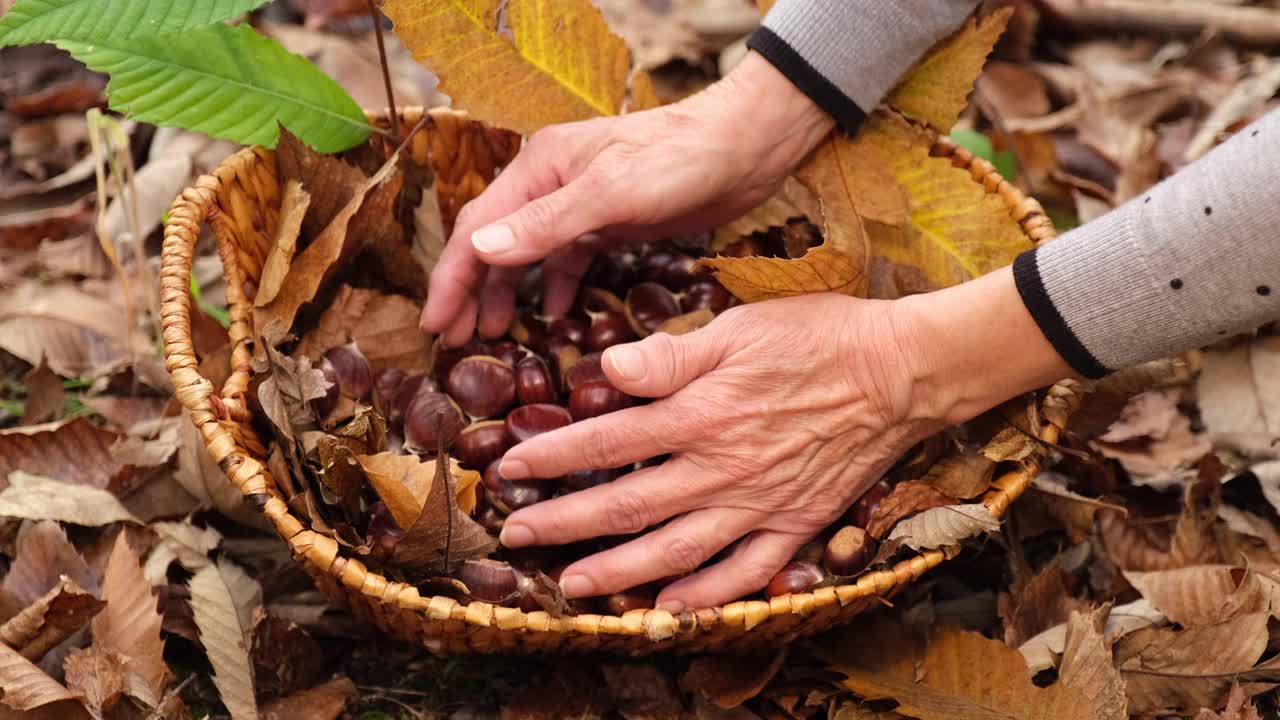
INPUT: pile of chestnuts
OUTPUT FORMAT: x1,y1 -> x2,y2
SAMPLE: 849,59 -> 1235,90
301,229 -> 914,614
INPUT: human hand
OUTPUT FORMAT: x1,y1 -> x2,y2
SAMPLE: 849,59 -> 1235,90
420,52 -> 834,346
495,267 -> 1075,610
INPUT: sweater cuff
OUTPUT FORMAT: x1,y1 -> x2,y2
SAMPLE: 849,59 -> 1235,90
746,26 -> 868,134
1013,247 -> 1110,379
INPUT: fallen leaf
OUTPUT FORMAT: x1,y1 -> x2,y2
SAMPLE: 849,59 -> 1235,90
1000,555 -> 1090,648
1026,473 -> 1126,543
1194,683 -> 1264,720
189,561 -> 262,720
1115,613 -> 1269,714
680,650 -> 785,709
603,663 -> 685,719
886,503 -> 1000,551
0,578 -> 103,661
0,521 -> 97,619
175,408 -> 269,530
109,415 -> 182,470
19,359 -> 63,426
866,481 -> 957,539
382,0 -> 631,135
255,180 -> 310,308
389,447 -> 496,574
92,533 -> 168,707
79,395 -> 167,435
1123,566 -> 1280,626
0,640 -> 81,713
1100,479 -> 1221,571
885,8 -> 1013,132
1196,336 -> 1280,459
258,677 -> 356,720
293,285 -> 432,374
1093,390 -> 1211,490
63,646 -> 125,714
357,452 -> 479,528
274,126 -> 370,241
1185,59 -> 1280,162
921,450 -> 996,499
0,417 -> 131,492
250,612 -> 328,699
1019,598 -> 1165,674
1098,390 -> 1182,444
0,472 -> 139,526
143,521 -> 223,583
1058,606 -> 1128,720
976,61 -> 1050,122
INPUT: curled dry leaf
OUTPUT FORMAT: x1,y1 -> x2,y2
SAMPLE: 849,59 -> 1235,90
1122,566 -> 1280,627
886,503 -> 1000,551
679,650 -> 785,709
920,449 -> 995,500
92,533 -> 168,707
0,472 -> 140,527
865,481 -> 957,539
142,521 -> 223,584
388,449 -> 496,574
1195,335 -> 1280,459
0,417 -> 131,492
293,285 -> 432,373
0,577 -> 103,661
189,561 -> 262,720
0,520 -> 98,618
1194,683 -> 1264,720
356,452 -> 479,528
1057,606 -> 1128,720
274,126 -> 370,241
999,555 -> 1090,648
710,177 -> 821,253
19,358 -> 64,426
382,0 -> 630,135
63,646 -> 125,715
1100,480 -> 1220,571
1025,472 -> 1127,543
255,180 -> 311,308
258,676 -> 357,720
0,639 -> 81,713
1019,598 -> 1165,674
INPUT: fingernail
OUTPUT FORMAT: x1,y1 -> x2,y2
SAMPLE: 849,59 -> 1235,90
560,574 -> 594,598
472,224 -> 516,255
499,458 -> 530,480
499,523 -> 534,548
605,345 -> 644,382
657,600 -> 685,614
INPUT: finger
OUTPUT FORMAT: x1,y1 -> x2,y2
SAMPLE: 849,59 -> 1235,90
470,170 -> 625,267
499,401 -> 689,480
541,245 -> 596,317
556,507 -> 762,599
499,457 -> 714,548
654,530 -> 805,612
477,266 -> 525,338
440,296 -> 479,348
602,326 -> 726,399
421,239 -> 487,334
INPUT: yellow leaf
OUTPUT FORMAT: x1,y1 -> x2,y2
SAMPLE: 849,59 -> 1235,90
863,113 -> 1027,290
885,8 -> 1012,132
357,452 -> 480,528
824,622 -> 1092,720
698,135 -> 869,301
383,0 -> 631,135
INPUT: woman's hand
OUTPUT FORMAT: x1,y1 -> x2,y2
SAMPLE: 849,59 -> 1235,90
419,52 -> 834,347
496,268 -> 1075,611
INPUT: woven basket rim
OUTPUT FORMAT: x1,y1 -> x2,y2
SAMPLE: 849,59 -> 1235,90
159,106 -> 1081,652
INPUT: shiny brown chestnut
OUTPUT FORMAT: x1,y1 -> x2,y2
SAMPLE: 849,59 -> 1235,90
492,477 -> 557,514
681,278 -> 734,315
459,559 -> 520,604
847,480 -> 891,529
560,467 -> 621,492
548,316 -> 588,346
454,420 -> 512,470
509,311 -> 550,355
311,367 -> 340,418
505,403 -> 573,444
475,501 -> 505,534
489,341 -> 526,368
605,585 -> 656,614
320,344 -> 373,399
545,336 -> 583,387
584,252 -> 638,290
547,563 -> 602,615
824,526 -> 875,576
585,310 -> 634,352
641,250 -> 698,290
625,282 -> 681,337
372,367 -> 406,416
391,373 -> 438,423
433,346 -> 469,383
765,561 -> 826,598
569,381 -> 632,421
447,355 -> 517,419
403,391 -> 466,451
515,355 -> 556,405
366,501 -> 405,557
565,352 -> 606,391
578,287 -> 625,315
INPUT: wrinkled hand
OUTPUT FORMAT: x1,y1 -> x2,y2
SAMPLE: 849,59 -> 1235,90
419,52 -> 833,346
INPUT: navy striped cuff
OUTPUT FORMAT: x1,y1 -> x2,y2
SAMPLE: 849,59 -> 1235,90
746,26 -> 868,135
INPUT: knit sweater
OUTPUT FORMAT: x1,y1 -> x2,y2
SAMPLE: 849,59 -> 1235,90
748,1 -> 1280,378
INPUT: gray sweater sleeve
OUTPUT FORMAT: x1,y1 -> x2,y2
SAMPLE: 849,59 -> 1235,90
1013,108 -> 1280,378
747,0 -> 978,131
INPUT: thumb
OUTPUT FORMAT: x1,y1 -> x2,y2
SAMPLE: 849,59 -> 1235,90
602,329 -> 726,399
470,174 -> 616,267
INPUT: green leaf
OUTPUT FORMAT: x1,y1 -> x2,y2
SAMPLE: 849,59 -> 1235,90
59,23 -> 371,152
0,0 -> 269,47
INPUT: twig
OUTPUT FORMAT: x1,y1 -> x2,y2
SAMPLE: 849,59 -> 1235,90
435,410 -> 453,575
368,0 -> 400,145
145,674 -> 196,720
1037,0 -> 1280,45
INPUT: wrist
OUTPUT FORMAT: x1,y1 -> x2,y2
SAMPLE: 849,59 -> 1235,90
893,266 -> 1079,427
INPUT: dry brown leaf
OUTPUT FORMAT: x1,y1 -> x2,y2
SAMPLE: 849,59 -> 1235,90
0,639 -> 82,713
382,0 -> 630,135
408,167 -> 447,285
1194,683 -> 1264,720
189,561 -> 261,720
1185,60 -> 1280,162
256,149 -> 404,334
865,481 -> 957,539
628,70 -> 663,112
1123,566 -> 1280,626
143,521 -> 223,583
976,61 -> 1050,122
1000,556 -> 1090,648
0,472 -> 139,526
293,285 -> 432,374
175,409 -> 268,530
92,533 -> 168,706
1019,598 -> 1165,674
1116,613 -> 1269,714
921,451 -> 996,499
886,503 -> 999,551
0,417 -> 130,492
680,650 -> 784,709
389,449 -> 496,573
885,8 -> 1013,131
0,577 -> 103,661
357,452 -> 479,528
63,646 -> 125,714
1025,474 -> 1125,543
79,396 -> 167,435
255,180 -> 310,308
19,359 -> 64,427
603,663 -> 686,719
0,521 -> 97,619
275,126 -> 370,241
1101,480 -> 1221,571
825,621 -> 1091,720
1058,606 -> 1128,720
1196,336 -> 1280,459
259,677 -> 357,720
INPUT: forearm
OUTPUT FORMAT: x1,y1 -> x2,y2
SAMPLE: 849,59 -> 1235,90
747,0 -> 980,132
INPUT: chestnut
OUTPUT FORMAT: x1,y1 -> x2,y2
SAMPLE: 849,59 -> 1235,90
509,311 -> 550,355
505,403 -> 573,444
765,561 -> 826,598
548,317 -> 588,346
476,501 -> 505,534
447,355 -> 517,419
585,310 -> 634,352
547,563 -> 602,615
320,343 -> 373,399
565,352 -> 606,392
482,460 -> 505,495
489,341 -> 526,368
403,391 -> 466,451
681,278 -> 734,315
515,355 -> 556,405
641,250 -> 698,290
545,336 -> 583,387
454,420 -> 512,470
605,586 -> 656,614
846,480 -> 891,529
577,287 -> 625,315
569,381 -> 631,421
433,346 -> 469,383
372,367 -> 406,416
492,477 -> 556,514
366,501 -> 405,557
625,282 -> 680,337
584,252 -> 638,290
823,526 -> 875,576
459,559 -> 519,604
561,467 -> 620,492
392,373 -> 438,423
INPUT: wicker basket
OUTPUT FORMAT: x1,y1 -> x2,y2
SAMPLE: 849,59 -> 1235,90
160,107 -> 1082,655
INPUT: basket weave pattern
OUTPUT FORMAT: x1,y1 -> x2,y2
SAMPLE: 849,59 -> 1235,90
160,108 -> 1081,654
